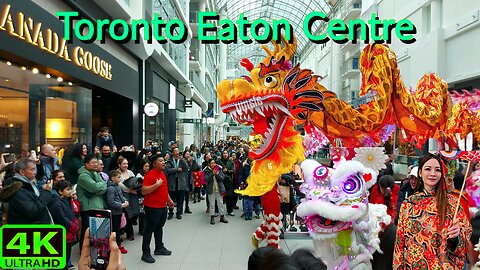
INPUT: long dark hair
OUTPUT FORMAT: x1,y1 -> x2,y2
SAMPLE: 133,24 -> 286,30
414,153 -> 447,229
378,175 -> 395,209
71,143 -> 86,158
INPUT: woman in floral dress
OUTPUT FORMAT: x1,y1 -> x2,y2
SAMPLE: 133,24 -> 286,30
394,153 -> 472,269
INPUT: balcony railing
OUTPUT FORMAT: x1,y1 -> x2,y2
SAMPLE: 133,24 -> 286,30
190,72 -> 214,102
340,58 -> 359,78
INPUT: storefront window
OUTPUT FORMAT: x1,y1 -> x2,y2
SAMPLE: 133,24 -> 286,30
0,61 -> 92,154
145,98 -> 165,147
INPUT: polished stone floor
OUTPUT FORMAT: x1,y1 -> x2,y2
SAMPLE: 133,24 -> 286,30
71,199 -> 313,270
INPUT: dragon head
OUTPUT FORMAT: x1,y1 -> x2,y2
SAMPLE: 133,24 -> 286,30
217,36 -> 326,160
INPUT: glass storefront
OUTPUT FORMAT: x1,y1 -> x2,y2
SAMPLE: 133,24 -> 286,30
0,60 -> 92,154
145,97 -> 166,147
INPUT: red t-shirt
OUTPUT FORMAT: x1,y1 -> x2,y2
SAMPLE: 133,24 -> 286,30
143,169 -> 168,208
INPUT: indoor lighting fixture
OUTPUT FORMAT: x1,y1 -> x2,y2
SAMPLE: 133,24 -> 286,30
46,74 -> 51,78
6,61 -> 11,65
57,77 -> 63,82
32,68 -> 39,74
68,82 -> 73,86
21,66 -> 26,70
5,79 -> 9,82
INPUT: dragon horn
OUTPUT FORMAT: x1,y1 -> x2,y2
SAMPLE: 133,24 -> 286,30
261,34 -> 297,65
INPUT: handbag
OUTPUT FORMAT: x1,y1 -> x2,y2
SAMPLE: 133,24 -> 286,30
120,212 -> 127,229
278,185 -> 291,203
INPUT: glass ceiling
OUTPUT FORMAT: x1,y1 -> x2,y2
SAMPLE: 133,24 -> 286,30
214,0 -> 333,69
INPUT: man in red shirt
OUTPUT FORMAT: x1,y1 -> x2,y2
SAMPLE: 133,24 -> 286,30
141,154 -> 174,263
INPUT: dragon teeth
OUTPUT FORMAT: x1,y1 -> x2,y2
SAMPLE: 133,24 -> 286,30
255,107 -> 265,117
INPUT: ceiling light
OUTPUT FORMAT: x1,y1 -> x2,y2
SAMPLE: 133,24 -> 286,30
46,74 -> 51,78
21,66 -> 26,70
6,61 -> 11,65
5,79 -> 9,82
57,77 -> 63,82
68,82 -> 73,86
32,68 -> 39,74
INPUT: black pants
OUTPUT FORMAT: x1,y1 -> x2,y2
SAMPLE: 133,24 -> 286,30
193,187 -> 201,201
225,195 -> 236,214
111,214 -> 122,246
138,213 -> 146,234
372,224 -> 396,270
169,190 -> 187,215
142,206 -> 167,255
79,211 -> 90,251
184,191 -> 190,210
125,214 -> 137,238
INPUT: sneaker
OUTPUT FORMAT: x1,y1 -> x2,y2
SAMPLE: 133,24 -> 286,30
154,247 -> 172,256
255,215 -> 261,219
176,214 -> 182,220
227,213 -> 235,217
167,212 -> 174,220
141,253 -> 156,263
233,205 -> 239,209
119,245 -> 128,254
185,209 -> 192,214
206,208 -> 210,213
210,216 -> 215,225
128,235 -> 135,241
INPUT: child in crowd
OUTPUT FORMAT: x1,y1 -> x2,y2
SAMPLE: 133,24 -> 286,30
105,170 -> 129,254
95,126 -> 117,152
50,180 -> 79,270
192,164 -> 204,203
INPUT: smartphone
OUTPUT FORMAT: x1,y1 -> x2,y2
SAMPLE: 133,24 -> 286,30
3,153 -> 15,163
30,150 -> 37,160
89,209 -> 112,270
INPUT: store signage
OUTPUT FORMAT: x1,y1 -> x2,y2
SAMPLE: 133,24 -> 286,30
0,4 -> 112,80
144,102 -> 159,117
184,100 -> 192,108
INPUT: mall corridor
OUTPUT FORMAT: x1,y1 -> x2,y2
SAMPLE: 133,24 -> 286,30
70,200 -> 313,270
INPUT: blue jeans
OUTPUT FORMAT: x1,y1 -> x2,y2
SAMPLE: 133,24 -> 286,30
141,206 -> 167,255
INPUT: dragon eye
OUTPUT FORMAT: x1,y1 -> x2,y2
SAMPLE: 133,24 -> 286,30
342,174 -> 363,195
263,76 -> 277,88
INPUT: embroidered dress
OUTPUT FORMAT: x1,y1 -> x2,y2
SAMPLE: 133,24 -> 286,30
394,191 -> 472,270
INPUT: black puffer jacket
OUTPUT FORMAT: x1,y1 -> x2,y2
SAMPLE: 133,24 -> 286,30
0,175 -> 53,224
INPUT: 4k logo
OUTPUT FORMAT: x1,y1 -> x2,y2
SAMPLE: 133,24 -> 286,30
0,225 -> 66,269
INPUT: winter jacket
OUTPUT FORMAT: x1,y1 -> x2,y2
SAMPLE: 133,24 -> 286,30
36,155 -> 60,188
204,165 -> 225,194
76,166 -> 107,211
95,133 -> 115,149
105,181 -> 127,215
118,170 -> 139,218
64,156 -> 84,185
165,158 -> 189,191
0,175 -> 54,224
216,158 -> 235,196
50,197 -> 79,244
369,183 -> 400,222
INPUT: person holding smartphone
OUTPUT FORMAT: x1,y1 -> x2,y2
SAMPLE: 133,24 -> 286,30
141,154 -> 174,263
